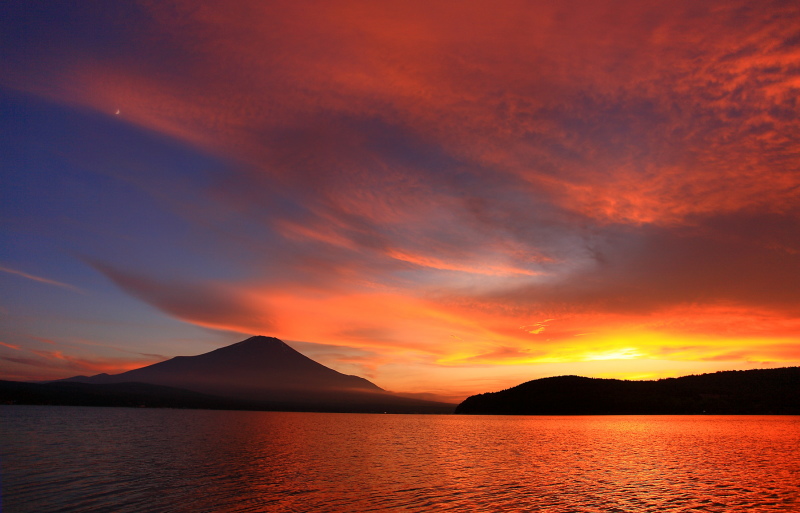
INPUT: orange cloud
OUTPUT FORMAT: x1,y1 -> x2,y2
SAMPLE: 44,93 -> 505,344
90,262 -> 272,335
1,348 -> 162,378
8,1 -> 796,224
3,1 -> 800,395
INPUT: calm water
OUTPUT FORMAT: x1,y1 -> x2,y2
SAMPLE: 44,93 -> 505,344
1,406 -> 799,512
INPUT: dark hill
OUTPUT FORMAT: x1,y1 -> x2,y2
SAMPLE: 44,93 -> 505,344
42,336 -> 454,413
455,367 -> 800,415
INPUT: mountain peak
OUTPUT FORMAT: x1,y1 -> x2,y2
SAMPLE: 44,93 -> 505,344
230,335 -> 287,350
240,335 -> 283,344
210,335 -> 304,359
61,335 -> 383,396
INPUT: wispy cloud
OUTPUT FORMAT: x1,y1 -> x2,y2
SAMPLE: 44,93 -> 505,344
0,265 -> 83,293
1,348 -> 161,376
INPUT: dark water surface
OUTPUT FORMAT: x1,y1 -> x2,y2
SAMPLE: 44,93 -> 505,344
2,406 -> 799,512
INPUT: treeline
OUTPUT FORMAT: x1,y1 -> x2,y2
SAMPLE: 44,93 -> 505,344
455,367 -> 800,415
0,380 -> 454,414
0,380 -> 246,410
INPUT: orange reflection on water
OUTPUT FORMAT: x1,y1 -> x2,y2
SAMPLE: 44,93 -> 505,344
3,407 -> 800,511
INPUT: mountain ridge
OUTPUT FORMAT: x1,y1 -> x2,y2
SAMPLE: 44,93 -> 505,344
34,335 -> 453,413
5,337 -> 796,415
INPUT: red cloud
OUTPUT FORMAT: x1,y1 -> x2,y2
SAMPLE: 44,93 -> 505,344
3,1 -> 800,392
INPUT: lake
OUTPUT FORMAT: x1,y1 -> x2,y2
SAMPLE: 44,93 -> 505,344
1,406 -> 799,512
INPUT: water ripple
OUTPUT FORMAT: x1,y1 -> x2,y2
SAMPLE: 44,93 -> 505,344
2,407 -> 799,512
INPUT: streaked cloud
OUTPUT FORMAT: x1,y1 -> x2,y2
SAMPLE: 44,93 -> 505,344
0,265 -> 83,293
0,348 -> 161,377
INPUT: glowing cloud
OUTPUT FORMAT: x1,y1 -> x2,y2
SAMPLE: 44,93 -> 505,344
1,0 -> 799,397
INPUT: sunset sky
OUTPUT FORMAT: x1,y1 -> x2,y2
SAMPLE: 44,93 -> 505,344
2,0 -> 799,402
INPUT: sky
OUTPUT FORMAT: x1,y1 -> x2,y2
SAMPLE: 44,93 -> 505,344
1,0 -> 799,402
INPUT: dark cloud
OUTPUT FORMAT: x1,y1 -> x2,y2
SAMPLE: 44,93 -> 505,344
1,356 -> 45,368
89,261 -> 272,334
476,208 -> 800,317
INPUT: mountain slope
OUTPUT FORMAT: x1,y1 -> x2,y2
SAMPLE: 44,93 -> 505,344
53,336 -> 454,413
63,336 -> 380,397
455,367 -> 800,415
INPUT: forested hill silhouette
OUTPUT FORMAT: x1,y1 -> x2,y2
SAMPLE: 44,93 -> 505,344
33,336 -> 454,413
455,367 -> 800,415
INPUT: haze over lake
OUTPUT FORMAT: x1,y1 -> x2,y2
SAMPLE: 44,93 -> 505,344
3,406 -> 799,512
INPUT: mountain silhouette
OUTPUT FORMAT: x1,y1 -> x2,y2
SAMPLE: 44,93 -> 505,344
52,336 -> 453,413
455,367 -> 800,415
62,336 -> 380,395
